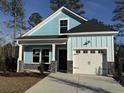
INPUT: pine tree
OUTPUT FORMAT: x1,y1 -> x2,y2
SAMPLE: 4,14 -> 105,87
28,12 -> 43,29
50,0 -> 84,15
112,0 -> 124,29
0,0 -> 25,43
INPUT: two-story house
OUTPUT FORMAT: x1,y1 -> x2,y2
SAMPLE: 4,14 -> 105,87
17,7 -> 118,75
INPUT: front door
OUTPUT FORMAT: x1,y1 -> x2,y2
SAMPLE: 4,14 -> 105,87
59,49 -> 67,72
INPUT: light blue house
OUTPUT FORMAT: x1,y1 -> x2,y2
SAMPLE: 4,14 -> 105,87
17,7 -> 118,75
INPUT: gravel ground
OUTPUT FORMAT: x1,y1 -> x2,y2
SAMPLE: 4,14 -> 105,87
0,73 -> 46,93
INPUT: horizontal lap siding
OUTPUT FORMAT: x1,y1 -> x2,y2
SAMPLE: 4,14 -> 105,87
24,47 -> 32,64
30,12 -> 81,36
24,45 -> 52,64
67,35 -> 114,62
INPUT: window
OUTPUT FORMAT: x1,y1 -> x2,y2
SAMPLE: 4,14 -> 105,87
90,50 -> 95,53
76,50 -> 80,54
60,19 -> 68,33
33,49 -> 40,63
42,49 -> 49,64
83,50 -> 88,53
98,50 -> 103,54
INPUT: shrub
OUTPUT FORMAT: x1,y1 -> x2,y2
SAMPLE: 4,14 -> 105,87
0,56 -> 7,73
38,63 -> 44,74
117,63 -> 122,76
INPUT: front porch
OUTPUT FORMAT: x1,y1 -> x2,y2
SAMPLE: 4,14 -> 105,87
17,35 -> 68,73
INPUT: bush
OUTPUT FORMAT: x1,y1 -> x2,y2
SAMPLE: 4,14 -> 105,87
38,63 -> 44,74
117,64 -> 123,76
5,57 -> 17,72
0,56 -> 7,73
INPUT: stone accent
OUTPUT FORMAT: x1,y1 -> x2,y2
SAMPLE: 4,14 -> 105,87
24,64 -> 40,70
18,61 -> 24,72
67,61 -> 73,73
49,61 -> 57,73
108,62 -> 115,75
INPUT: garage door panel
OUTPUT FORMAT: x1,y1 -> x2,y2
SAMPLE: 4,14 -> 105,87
73,50 -> 103,75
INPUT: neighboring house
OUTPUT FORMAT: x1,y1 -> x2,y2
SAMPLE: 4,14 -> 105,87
17,7 -> 118,75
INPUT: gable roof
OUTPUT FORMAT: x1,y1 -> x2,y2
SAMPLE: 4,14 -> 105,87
67,21 -> 117,33
23,7 -> 87,36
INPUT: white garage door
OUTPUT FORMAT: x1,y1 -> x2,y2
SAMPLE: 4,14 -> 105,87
73,50 -> 103,75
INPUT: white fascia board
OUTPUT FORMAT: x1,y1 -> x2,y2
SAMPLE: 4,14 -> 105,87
23,6 -> 87,36
73,47 -> 108,50
60,31 -> 118,36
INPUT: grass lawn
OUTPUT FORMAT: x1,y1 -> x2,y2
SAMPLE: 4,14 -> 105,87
0,73 -> 47,93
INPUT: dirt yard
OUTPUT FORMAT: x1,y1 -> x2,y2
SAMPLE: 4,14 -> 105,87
0,73 -> 47,93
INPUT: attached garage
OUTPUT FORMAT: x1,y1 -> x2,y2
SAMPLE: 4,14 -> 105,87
73,49 -> 107,75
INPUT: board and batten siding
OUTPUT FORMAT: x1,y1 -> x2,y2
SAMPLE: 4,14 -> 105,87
67,35 -> 114,62
30,12 -> 81,36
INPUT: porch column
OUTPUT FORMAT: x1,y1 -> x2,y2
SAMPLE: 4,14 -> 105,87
51,44 -> 57,72
17,45 -> 23,72
52,44 -> 56,61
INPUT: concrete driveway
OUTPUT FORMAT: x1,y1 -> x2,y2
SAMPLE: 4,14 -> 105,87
25,72 -> 124,93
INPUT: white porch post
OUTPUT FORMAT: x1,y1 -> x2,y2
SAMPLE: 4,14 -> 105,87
17,45 -> 23,72
52,44 -> 56,61
51,43 -> 57,72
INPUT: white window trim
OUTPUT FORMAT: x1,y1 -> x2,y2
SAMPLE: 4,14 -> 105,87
59,18 -> 69,34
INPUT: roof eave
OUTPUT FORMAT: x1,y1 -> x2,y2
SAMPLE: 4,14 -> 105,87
60,31 -> 118,35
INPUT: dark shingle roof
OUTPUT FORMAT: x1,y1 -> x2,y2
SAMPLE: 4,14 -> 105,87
17,35 -> 67,39
67,21 -> 117,33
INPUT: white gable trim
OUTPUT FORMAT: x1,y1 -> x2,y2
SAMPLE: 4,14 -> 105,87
23,7 -> 87,36
63,7 -> 87,21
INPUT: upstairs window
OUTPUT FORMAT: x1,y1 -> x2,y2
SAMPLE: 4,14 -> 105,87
60,19 -> 68,33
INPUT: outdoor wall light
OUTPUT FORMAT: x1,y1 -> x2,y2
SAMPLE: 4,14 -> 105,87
83,40 -> 91,45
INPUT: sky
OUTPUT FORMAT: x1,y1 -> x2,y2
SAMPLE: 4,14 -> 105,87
24,0 -> 116,24
0,0 -> 117,33
0,0 -> 122,44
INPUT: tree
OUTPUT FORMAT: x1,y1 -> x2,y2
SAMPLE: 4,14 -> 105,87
112,0 -> 124,29
0,0 -> 8,12
0,31 -> 5,45
0,0 -> 26,43
28,12 -> 43,29
50,0 -> 84,15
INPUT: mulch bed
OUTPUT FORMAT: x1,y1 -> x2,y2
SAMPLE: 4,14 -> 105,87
0,72 -> 48,93
0,72 -> 47,77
